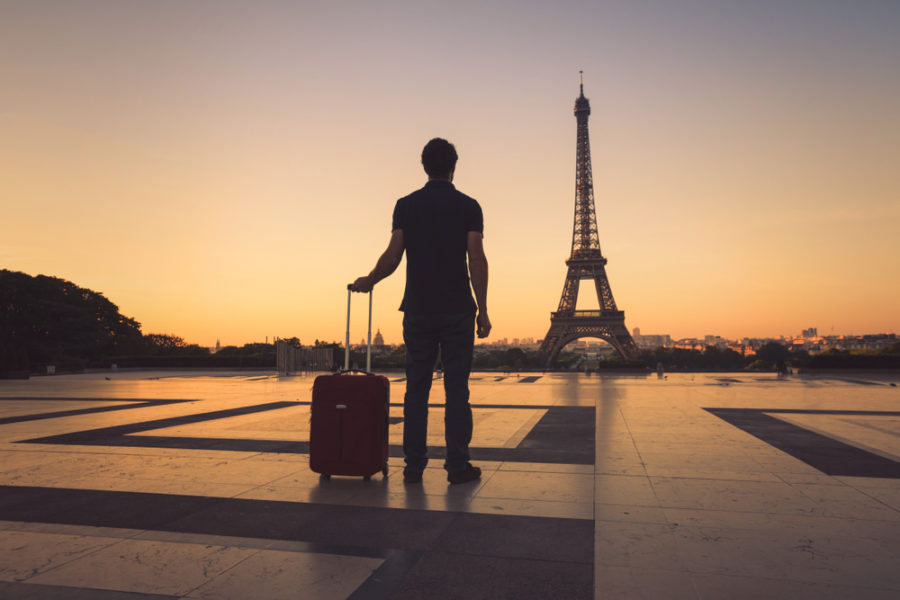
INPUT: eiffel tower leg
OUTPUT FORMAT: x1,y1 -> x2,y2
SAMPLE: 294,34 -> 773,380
539,323 -> 583,369
592,265 -> 617,312
557,271 -> 580,313
607,327 -> 640,360
538,327 -> 561,368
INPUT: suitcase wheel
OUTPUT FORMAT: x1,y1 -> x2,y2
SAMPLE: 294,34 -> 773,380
382,465 -> 389,477
320,474 -> 331,481
363,475 -> 371,481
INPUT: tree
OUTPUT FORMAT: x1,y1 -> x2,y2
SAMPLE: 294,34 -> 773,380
143,334 -> 187,355
701,346 -> 745,370
1,270 -> 142,372
754,342 -> 791,365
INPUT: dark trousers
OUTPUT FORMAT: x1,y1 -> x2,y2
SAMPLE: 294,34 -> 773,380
402,311 -> 475,473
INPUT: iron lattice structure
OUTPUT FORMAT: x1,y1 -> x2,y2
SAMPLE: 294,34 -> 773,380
538,78 -> 639,367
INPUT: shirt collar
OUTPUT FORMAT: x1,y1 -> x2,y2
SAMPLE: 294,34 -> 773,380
424,180 -> 455,190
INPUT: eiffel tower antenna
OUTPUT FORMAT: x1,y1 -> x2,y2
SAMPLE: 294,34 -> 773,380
538,76 -> 639,367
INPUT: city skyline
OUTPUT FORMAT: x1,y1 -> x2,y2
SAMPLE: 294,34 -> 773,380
244,325 -> 897,350
3,1 -> 898,347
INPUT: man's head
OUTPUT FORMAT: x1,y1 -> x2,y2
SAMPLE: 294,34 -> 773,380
421,138 -> 458,180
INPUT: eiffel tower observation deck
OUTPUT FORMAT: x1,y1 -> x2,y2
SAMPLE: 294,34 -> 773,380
539,74 -> 639,367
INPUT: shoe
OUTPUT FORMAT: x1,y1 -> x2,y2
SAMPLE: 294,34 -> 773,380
447,463 -> 481,484
403,470 -> 423,484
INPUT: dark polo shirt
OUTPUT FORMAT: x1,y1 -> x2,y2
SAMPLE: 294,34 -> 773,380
392,181 -> 483,314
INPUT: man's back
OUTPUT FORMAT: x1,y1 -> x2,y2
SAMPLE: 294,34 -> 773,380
392,180 -> 482,315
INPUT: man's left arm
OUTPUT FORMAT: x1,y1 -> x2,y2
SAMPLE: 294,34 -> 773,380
350,229 -> 404,293
467,231 -> 491,339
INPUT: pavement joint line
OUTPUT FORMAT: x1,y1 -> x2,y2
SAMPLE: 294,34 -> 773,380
10,528 -> 141,584
177,549 -> 267,599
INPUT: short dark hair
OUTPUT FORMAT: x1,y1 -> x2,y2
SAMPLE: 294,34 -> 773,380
421,138 -> 458,179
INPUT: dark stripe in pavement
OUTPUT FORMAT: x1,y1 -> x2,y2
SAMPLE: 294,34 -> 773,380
0,397 -> 192,401
0,485 -> 454,552
0,398 -> 192,425
516,406 -> 594,465
387,552 -> 592,600
833,378 -> 883,386
348,550 -> 424,600
0,582 -> 178,599
0,582 -> 182,600
0,485 -> 592,599
17,403 -> 595,465
3,396 -> 584,411
705,408 -> 900,478
20,401 -> 301,444
19,437 -> 594,466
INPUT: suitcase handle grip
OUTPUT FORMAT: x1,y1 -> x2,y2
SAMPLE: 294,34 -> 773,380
344,287 -> 373,372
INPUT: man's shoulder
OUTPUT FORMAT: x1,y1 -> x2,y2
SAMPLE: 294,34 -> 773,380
395,185 -> 428,205
454,188 -> 479,205
395,184 -> 480,209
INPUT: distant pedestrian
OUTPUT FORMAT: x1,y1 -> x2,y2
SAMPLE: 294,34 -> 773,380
351,138 -> 490,484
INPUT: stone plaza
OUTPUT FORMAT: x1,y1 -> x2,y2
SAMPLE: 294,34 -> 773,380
1,370 -> 898,598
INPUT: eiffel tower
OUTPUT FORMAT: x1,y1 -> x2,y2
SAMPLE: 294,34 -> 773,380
539,74 -> 639,367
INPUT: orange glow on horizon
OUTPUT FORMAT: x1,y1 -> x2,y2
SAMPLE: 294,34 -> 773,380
2,2 -> 898,347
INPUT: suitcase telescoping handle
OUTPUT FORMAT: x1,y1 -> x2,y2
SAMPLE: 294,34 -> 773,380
344,284 -> 373,374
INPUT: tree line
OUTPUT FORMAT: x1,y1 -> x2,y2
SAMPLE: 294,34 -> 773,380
3,269 -> 897,376
0,270 -> 273,377
351,342 -> 899,372
459,342 -> 900,372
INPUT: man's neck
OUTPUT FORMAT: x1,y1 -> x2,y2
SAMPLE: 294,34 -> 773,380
428,169 -> 454,184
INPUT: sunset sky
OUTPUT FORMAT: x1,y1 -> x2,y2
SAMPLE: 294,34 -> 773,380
2,1 -> 898,347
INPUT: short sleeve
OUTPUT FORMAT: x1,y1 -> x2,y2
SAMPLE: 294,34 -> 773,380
391,198 -> 404,232
466,199 -> 484,234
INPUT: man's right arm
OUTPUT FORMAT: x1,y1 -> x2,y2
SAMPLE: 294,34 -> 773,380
350,229 -> 404,293
467,231 -> 491,338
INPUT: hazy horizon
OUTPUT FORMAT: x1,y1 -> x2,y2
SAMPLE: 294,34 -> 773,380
3,1 -> 898,347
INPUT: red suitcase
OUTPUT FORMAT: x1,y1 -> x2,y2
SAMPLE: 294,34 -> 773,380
309,287 -> 389,479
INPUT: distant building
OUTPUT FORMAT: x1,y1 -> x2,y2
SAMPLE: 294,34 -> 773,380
802,327 -> 818,338
632,331 -> 673,349
373,329 -> 385,347
673,338 -> 704,351
836,334 -> 896,351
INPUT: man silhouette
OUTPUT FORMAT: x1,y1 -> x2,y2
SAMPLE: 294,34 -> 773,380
351,138 -> 490,484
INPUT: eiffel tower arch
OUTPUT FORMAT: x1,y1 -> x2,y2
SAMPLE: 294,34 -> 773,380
539,75 -> 639,368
